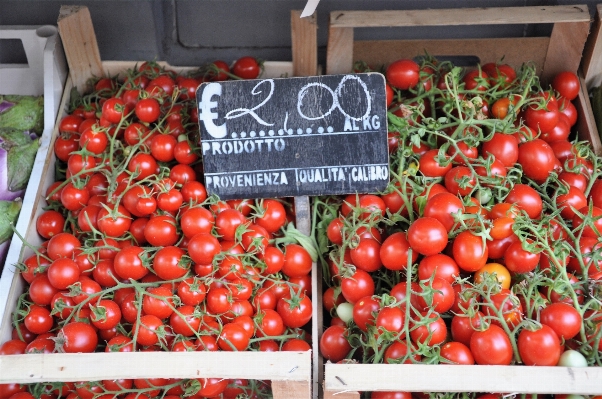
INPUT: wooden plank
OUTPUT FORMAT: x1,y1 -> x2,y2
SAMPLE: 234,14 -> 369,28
329,5 -> 590,28
542,20 -> 591,84
324,364 -> 602,394
291,10 -> 318,77
324,389 -> 360,399
582,4 -> 602,89
0,352 -> 311,384
353,37 -> 550,72
293,196 -> 320,399
326,26 -> 353,74
57,5 -> 103,93
272,380 -> 311,399
576,70 -> 602,155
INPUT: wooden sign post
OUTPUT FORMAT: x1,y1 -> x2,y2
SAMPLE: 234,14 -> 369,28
196,73 -> 389,200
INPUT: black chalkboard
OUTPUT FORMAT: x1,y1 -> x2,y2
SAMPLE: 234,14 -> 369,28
196,73 -> 389,200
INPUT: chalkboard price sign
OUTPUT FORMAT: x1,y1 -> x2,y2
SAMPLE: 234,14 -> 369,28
196,73 -> 389,200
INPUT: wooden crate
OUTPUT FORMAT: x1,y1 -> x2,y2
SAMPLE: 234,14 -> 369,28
0,24 -> 67,272
323,5 -> 602,398
0,6 -> 319,399
326,4 -> 601,155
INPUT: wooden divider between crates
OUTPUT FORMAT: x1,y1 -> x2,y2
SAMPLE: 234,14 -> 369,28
322,5 -> 602,398
0,5 -> 319,399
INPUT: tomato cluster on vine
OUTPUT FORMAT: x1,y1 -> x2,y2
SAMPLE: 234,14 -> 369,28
316,56 -> 602,377
0,58 -> 311,399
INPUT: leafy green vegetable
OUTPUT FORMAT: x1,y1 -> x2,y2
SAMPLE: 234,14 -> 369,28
0,200 -> 22,244
0,95 -> 44,135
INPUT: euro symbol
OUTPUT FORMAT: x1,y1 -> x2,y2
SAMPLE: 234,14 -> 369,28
198,82 -> 227,139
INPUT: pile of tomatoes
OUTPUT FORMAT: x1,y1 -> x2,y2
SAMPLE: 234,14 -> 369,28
0,57 -> 314,399
316,57 -> 602,397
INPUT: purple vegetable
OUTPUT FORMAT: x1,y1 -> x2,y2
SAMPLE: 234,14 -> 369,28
0,241 -> 9,273
0,99 -> 14,114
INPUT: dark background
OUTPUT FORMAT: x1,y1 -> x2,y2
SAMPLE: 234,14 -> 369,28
0,0 -> 599,68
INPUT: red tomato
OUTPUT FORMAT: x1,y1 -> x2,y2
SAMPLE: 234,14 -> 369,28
232,56 -> 261,79
57,322 -> 98,353
463,69 -> 489,91
481,132 -> 519,168
418,253 -> 459,283
144,215 -> 179,247
134,315 -> 163,346
153,246 -> 188,280
113,246 -> 149,280
417,277 -> 455,313
255,199 -> 287,233
470,324 -> 513,365
375,306 -> 404,334
24,305 -> 53,335
282,244 -> 312,278
572,205 -> 602,238
407,217 -> 448,256
277,293 -> 312,328
440,341 -> 475,365
101,97 -> 129,124
352,296 -> 380,332
340,269 -> 374,304
319,325 -> 351,362
540,302 -> 582,340
218,323 -> 249,351
386,59 -> 420,90
419,149 -> 452,177
451,312 -> 484,347
410,312 -> 447,346
150,134 -> 177,162
380,232 -> 417,271
504,240 -> 541,274
552,71 -> 580,100
518,324 -> 562,366
518,139 -> 558,182
47,258 -> 80,290
505,184 -> 543,219
523,94 -> 560,134
350,238 -> 382,272
47,232 -> 80,260
423,192 -> 464,232
90,299 -> 121,330
215,209 -> 247,241
452,231 -> 488,272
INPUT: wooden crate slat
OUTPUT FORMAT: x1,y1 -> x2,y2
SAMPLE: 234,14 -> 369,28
271,380 -> 312,399
57,6 -> 103,94
326,26 -> 353,74
329,5 -> 590,28
583,4 -> 602,89
291,10 -> 318,77
0,352 -> 311,384
353,37 -> 550,72
576,71 -> 602,154
324,364 -> 602,395
542,20 -> 591,83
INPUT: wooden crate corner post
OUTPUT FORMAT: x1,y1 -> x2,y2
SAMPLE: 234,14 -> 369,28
582,4 -> 602,89
291,10 -> 318,77
57,5 -> 103,93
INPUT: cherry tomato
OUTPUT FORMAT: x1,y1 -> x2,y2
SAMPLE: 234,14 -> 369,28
232,56 -> 261,79
386,59 -> 420,90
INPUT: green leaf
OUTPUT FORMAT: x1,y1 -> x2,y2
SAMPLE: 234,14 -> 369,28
0,200 -> 22,243
7,139 -> 39,192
